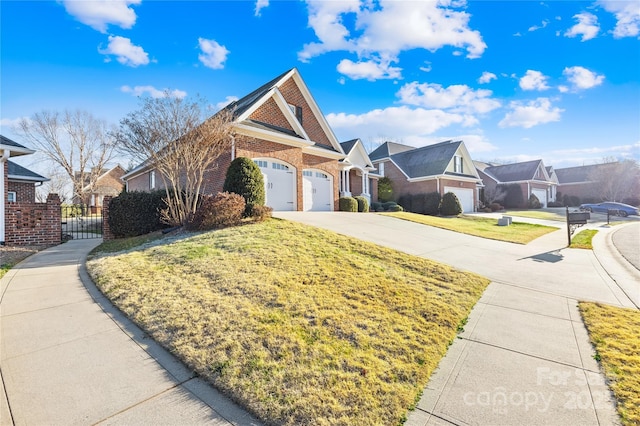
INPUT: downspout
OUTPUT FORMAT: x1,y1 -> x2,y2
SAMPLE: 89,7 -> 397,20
436,177 -> 440,194
1,149 -> 9,245
230,135 -> 236,161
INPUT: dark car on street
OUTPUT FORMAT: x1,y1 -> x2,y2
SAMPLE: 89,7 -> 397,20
579,202 -> 639,217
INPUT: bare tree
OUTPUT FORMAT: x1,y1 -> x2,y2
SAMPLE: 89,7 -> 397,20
18,110 -> 115,204
36,167 -> 72,203
115,93 -> 234,226
589,158 -> 640,202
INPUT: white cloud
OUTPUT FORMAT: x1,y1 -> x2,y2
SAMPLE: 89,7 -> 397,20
99,36 -> 149,67
420,62 -> 432,73
299,0 -> 486,80
121,85 -> 187,99
478,71 -> 497,84
519,70 -> 550,91
336,58 -> 402,81
598,0 -> 640,38
565,12 -> 599,41
563,66 -> 605,90
528,20 -> 549,32
198,38 -> 230,70
499,98 -> 563,128
255,0 -> 269,16
215,95 -> 239,110
62,0 -> 140,33
397,82 -> 501,114
0,117 -> 26,129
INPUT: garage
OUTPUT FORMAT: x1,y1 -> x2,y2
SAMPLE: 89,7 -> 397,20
303,169 -> 333,211
531,188 -> 547,207
443,186 -> 474,213
254,159 -> 296,211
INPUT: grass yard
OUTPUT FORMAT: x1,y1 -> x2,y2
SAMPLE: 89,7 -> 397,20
503,209 -> 567,222
382,212 -> 557,244
87,219 -> 489,425
570,229 -> 598,249
579,302 -> 640,425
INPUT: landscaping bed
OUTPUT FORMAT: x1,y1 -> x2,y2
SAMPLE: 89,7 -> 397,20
87,219 -> 489,425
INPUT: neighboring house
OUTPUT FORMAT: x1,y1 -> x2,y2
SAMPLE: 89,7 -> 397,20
369,140 -> 482,213
555,163 -> 613,202
7,160 -> 49,202
476,159 -> 556,207
73,165 -> 126,212
123,68 -> 346,211
339,138 -> 378,204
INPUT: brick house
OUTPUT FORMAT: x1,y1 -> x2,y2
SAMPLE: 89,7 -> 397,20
73,165 -> 125,212
475,159 -> 556,207
122,68 -> 347,211
339,138 -> 378,204
369,140 -> 482,213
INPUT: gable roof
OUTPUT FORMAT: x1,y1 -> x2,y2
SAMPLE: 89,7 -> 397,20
7,160 -> 49,183
555,163 -> 611,184
369,141 -> 415,162
1,135 -> 35,157
386,140 -> 479,180
340,139 -> 359,155
483,159 -> 547,182
340,138 -> 375,170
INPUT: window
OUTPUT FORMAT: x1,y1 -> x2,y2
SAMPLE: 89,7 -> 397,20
150,170 -> 156,189
303,170 -> 313,177
288,103 -> 303,124
378,162 -> 385,176
454,156 -> 463,174
316,172 -> 328,179
254,160 -> 268,168
7,191 -> 16,202
272,163 -> 289,171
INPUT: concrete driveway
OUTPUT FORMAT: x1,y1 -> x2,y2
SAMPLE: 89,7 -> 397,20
275,211 -> 638,425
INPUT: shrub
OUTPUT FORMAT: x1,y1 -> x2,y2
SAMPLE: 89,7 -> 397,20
528,193 -> 541,209
371,202 -> 383,211
382,201 -> 398,210
388,204 -> 404,212
186,192 -> 245,231
489,202 -> 503,212
339,197 -> 358,212
223,157 -> 265,216
424,192 -> 441,216
108,191 -> 167,237
354,196 -> 370,212
249,205 -> 273,222
498,184 -> 525,208
440,192 -> 462,216
397,194 -> 412,212
547,201 -> 563,207
378,177 -> 393,202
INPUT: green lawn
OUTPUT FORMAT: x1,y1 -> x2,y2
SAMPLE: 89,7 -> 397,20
570,229 -> 598,249
580,302 -> 640,425
382,212 -> 557,244
503,209 -> 567,222
88,219 -> 489,425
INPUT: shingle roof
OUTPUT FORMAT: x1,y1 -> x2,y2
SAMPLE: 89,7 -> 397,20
484,160 -> 542,182
555,163 -> 607,184
7,160 -> 49,182
369,141 -> 415,162
1,135 -> 29,149
340,139 -> 359,154
390,140 -> 464,178
223,69 -> 293,119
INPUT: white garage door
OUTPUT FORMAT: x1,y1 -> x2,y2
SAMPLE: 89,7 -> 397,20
254,159 -> 295,211
531,188 -> 547,207
443,186 -> 474,213
303,169 -> 333,211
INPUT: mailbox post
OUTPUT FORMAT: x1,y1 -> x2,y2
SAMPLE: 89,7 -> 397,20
566,207 -> 590,246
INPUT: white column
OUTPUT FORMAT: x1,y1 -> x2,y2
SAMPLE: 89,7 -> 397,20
0,150 -> 8,244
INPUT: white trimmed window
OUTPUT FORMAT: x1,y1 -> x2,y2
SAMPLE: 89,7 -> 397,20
150,170 -> 156,189
454,156 -> 463,174
288,103 -> 303,124
254,160 -> 268,168
378,162 -> 385,176
7,191 -> 16,202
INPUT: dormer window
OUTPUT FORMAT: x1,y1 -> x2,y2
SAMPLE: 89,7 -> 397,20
454,156 -> 463,174
288,103 -> 303,125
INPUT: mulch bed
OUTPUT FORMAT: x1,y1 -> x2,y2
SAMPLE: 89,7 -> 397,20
1,245 -> 45,268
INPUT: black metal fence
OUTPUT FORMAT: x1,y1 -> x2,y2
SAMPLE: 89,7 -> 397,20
61,204 -> 103,240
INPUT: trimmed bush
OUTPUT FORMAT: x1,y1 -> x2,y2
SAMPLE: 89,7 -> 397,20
354,196 -> 370,212
424,192 -> 441,216
528,193 -> 541,209
108,190 -> 167,237
398,194 -> 412,212
489,203 -> 503,212
371,202 -> 383,211
388,204 -> 404,212
249,205 -> 273,222
378,177 -> 393,202
223,157 -> 265,216
498,184 -> 525,209
382,201 -> 398,210
547,201 -> 563,207
440,192 -> 463,216
186,192 -> 245,231
339,197 -> 358,212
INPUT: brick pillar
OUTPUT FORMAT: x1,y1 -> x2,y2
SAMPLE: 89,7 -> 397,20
46,193 -> 62,246
102,195 -> 115,240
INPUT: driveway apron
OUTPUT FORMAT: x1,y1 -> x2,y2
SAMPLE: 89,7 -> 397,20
275,212 -> 638,425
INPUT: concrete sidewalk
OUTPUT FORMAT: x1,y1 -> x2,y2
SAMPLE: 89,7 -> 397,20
275,212 -> 638,425
0,239 -> 260,426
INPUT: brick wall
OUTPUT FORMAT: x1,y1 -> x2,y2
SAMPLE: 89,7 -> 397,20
7,181 -> 36,203
5,193 -> 61,246
102,195 -> 115,240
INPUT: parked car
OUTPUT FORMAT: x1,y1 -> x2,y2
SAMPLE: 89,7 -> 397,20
579,202 -> 639,217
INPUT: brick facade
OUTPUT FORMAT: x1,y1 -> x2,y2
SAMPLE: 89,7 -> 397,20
4,193 -> 61,246
102,195 -> 115,241
7,181 -> 35,203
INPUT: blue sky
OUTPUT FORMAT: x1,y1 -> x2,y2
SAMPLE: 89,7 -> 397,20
1,0 -> 639,174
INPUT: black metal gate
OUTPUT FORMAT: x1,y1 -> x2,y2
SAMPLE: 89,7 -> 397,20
61,204 -> 103,240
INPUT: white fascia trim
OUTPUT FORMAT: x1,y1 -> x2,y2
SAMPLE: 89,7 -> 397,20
302,145 -> 346,160
0,144 -> 35,156
289,72 -> 344,155
234,122 -> 314,148
8,175 -> 50,183
353,140 -> 375,169
271,88 -> 310,141
121,165 -> 152,181
455,143 -> 481,180
408,174 -> 480,184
